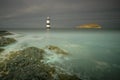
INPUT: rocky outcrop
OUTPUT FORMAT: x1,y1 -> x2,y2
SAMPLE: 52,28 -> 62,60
0,35 -> 16,56
76,23 -> 102,29
0,47 -> 54,80
0,47 -> 81,80
46,45 -> 68,55
0,37 -> 16,47
0,31 -> 16,54
0,31 -> 12,36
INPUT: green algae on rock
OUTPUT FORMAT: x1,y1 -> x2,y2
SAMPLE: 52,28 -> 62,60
46,45 -> 68,55
0,37 -> 16,47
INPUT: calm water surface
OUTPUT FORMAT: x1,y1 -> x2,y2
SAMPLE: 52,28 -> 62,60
6,29 -> 120,80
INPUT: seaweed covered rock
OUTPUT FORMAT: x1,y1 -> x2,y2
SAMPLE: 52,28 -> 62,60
0,47 -> 81,80
0,48 -> 4,53
0,31 -> 12,36
46,45 -> 68,55
0,37 -> 16,47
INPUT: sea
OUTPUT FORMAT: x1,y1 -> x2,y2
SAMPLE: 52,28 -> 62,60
2,29 -> 120,80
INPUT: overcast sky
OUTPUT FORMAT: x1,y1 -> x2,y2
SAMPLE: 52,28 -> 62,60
0,0 -> 120,29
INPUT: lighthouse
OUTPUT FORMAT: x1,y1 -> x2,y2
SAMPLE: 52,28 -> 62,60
46,17 -> 51,29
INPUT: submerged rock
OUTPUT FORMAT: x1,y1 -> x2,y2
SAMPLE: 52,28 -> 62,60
0,48 -> 4,53
0,47 -> 81,80
46,45 -> 68,55
0,37 -> 16,47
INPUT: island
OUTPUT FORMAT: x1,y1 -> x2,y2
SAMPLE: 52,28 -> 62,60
76,23 -> 102,29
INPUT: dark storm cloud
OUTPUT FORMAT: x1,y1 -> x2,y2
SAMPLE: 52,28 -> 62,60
0,0 -> 120,29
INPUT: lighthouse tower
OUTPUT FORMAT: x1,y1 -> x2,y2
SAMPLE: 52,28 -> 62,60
46,17 -> 51,29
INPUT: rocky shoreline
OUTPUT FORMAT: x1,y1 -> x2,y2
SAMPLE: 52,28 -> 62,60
0,47 -> 81,80
0,31 -> 81,80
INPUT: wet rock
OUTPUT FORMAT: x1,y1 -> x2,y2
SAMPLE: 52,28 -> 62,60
0,31 -> 12,36
46,45 -> 68,55
0,37 -> 16,47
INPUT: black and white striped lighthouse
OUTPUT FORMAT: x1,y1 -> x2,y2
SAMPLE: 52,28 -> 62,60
46,17 -> 51,29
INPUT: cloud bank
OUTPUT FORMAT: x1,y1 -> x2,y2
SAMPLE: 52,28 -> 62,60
0,0 -> 120,29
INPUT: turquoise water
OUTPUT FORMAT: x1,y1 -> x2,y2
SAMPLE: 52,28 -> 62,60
5,29 -> 120,80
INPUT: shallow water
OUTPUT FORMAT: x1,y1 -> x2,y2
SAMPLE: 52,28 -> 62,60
2,29 -> 120,80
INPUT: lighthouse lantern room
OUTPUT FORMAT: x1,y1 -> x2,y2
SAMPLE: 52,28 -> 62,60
46,17 -> 51,29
